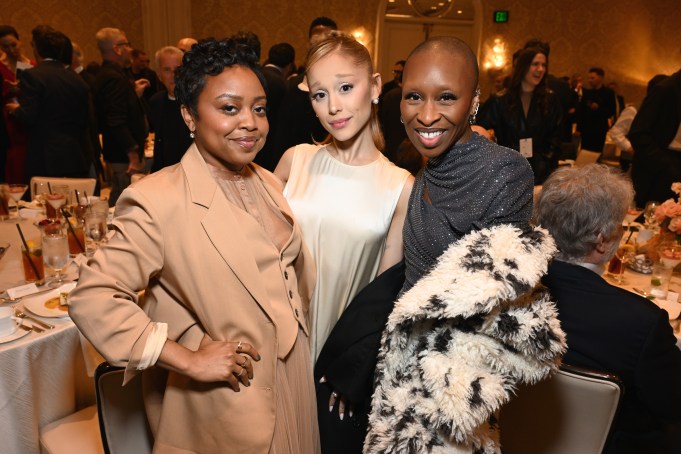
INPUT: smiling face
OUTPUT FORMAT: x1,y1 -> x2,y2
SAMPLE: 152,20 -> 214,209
181,65 -> 268,172
522,52 -> 547,90
306,50 -> 380,145
400,48 -> 478,159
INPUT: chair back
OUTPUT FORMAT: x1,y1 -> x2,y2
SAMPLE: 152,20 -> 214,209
500,363 -> 623,454
574,149 -> 602,167
95,362 -> 153,454
30,176 -> 97,201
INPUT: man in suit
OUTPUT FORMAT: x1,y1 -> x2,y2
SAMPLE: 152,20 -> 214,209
535,164 -> 681,454
255,42 -> 295,171
629,68 -> 681,207
577,67 -> 616,151
8,26 -> 91,183
93,27 -> 148,206
148,46 -> 190,172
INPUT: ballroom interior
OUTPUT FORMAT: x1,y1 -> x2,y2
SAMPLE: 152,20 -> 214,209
2,0 -> 680,106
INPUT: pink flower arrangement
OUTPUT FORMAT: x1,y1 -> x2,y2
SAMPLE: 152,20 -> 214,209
655,183 -> 681,234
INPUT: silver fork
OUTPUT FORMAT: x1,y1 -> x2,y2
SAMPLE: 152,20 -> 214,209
14,309 -> 54,330
17,322 -> 44,333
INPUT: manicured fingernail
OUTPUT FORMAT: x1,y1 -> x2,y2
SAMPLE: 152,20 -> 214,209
256,355 -> 261,361
340,413 -> 344,421
349,410 -> 353,418
329,406 -> 333,412
319,377 -> 326,383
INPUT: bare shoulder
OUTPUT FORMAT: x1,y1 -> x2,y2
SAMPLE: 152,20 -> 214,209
273,146 -> 297,184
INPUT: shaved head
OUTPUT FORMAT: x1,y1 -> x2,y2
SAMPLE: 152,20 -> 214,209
406,36 -> 479,89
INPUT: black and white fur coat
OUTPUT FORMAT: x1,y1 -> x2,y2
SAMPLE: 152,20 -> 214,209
364,225 -> 566,454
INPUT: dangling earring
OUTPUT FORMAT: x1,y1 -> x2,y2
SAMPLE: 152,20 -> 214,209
372,98 -> 379,105
189,131 -> 195,139
469,103 -> 480,125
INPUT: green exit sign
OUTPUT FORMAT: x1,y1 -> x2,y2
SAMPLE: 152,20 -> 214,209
494,10 -> 509,23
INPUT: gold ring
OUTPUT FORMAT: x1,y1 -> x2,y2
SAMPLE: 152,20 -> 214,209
236,341 -> 242,352
240,357 -> 247,367
236,368 -> 244,378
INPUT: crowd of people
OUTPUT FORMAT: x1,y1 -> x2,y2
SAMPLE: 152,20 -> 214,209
3,15 -> 681,454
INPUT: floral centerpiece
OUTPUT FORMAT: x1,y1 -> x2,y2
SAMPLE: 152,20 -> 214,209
654,182 -> 681,241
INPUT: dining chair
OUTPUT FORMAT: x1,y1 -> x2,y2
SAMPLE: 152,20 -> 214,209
30,176 -> 97,201
499,363 -> 623,454
95,362 -> 153,454
573,149 -> 602,167
39,405 -> 104,454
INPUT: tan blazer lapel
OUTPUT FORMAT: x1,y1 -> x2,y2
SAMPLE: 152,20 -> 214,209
181,146 -> 275,321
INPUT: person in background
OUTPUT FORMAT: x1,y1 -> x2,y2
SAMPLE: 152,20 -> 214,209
380,59 -> 404,97
176,37 -> 198,53
148,46 -> 191,172
478,46 -> 563,184
577,66 -> 616,152
366,36 -> 564,453
269,16 -> 338,155
69,38 -> 321,453
255,42 -> 295,171
607,74 -> 668,173
536,164 -> 681,454
274,31 -> 413,453
93,27 -> 149,206
127,48 -> 159,103
629,67 -> 681,208
608,81 -> 626,119
0,25 -> 33,183
7,26 -> 91,184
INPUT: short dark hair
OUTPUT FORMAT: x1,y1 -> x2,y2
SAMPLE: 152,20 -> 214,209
131,49 -> 147,59
647,74 -> 668,95
174,38 -> 266,117
268,42 -> 295,68
408,36 -> 479,89
0,25 -> 19,40
308,17 -> 337,37
231,30 -> 261,60
589,67 -> 605,77
395,60 -> 406,67
32,25 -> 72,65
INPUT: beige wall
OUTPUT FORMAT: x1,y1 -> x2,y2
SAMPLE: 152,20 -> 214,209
2,0 -> 680,105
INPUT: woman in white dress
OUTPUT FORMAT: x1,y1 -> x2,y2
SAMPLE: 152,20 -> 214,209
275,32 -> 413,364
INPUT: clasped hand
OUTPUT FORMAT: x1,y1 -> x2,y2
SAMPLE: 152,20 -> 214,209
320,375 -> 354,420
189,337 -> 261,392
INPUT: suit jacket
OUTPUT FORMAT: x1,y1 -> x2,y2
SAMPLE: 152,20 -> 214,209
542,260 -> 681,454
254,65 -> 287,171
69,144 -> 316,453
14,60 -> 91,181
93,60 -> 148,163
630,69 -> 681,207
148,91 -> 191,172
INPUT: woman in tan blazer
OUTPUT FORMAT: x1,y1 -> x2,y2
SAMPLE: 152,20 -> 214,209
69,39 -> 320,453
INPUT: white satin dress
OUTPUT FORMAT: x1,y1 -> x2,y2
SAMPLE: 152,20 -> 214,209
283,144 -> 410,361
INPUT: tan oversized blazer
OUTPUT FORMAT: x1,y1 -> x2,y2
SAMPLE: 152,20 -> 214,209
69,144 -> 316,454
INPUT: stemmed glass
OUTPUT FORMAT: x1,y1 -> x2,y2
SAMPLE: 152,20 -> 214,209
41,226 -> 71,288
84,209 -> 108,255
8,184 -> 28,218
607,244 -> 636,285
624,204 -> 643,230
643,201 -> 661,229
45,184 -> 69,220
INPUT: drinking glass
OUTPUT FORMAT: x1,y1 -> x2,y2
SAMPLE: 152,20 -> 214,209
45,184 -> 70,220
21,238 -> 45,284
84,210 -> 108,254
42,227 -> 70,288
623,204 -> 643,231
607,244 -> 635,285
66,216 -> 86,256
643,201 -> 661,229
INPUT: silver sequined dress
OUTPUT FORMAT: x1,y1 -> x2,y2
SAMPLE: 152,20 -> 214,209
402,132 -> 534,291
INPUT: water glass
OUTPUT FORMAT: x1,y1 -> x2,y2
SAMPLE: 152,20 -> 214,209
85,210 -> 108,254
42,226 -> 70,288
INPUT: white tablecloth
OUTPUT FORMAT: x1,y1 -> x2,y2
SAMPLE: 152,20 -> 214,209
0,215 -> 101,454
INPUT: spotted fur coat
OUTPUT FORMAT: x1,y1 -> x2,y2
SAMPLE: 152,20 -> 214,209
364,225 -> 566,454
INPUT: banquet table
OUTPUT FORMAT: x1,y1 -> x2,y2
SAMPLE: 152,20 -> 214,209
0,213 -> 101,454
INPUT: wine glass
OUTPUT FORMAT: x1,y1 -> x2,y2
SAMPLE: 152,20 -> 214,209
659,246 -> 681,269
643,200 -> 661,229
8,184 -> 28,218
84,210 -> 108,255
623,204 -> 643,230
42,228 -> 71,288
607,244 -> 636,285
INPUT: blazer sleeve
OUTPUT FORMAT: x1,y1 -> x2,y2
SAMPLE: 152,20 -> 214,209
98,74 -> 139,153
69,186 -> 202,379
14,68 -> 44,126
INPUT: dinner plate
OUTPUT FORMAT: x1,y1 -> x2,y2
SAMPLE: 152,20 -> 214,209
0,324 -> 30,344
23,282 -> 77,318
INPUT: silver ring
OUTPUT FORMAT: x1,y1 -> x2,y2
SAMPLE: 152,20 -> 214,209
332,392 -> 338,398
236,341 -> 242,352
